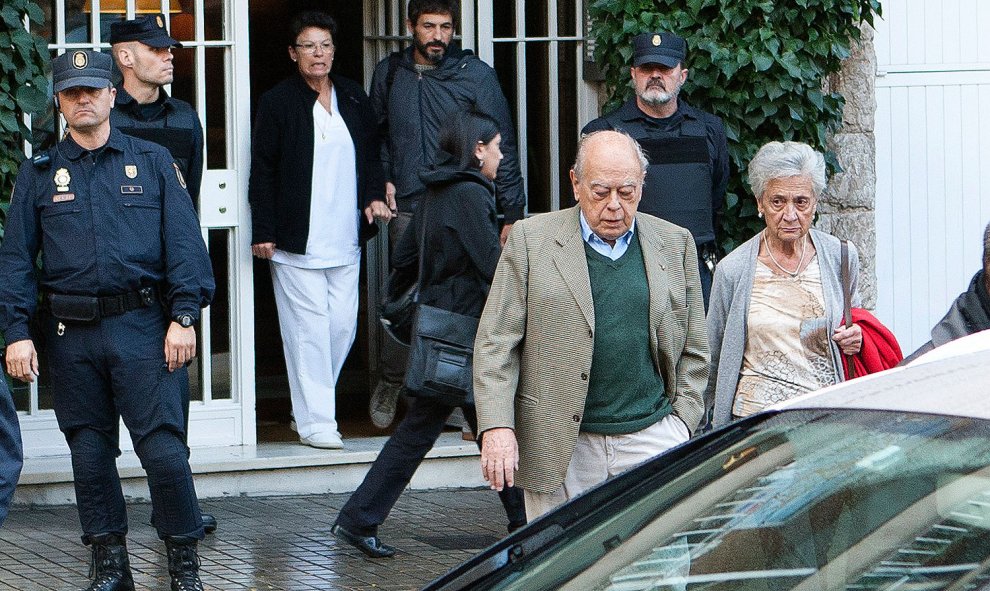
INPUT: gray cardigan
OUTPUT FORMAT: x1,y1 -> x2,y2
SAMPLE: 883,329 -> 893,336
705,229 -> 860,428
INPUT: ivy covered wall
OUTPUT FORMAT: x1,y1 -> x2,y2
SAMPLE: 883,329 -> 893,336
0,0 -> 48,244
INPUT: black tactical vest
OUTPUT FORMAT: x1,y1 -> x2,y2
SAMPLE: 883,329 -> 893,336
110,102 -> 197,180
605,112 -> 715,245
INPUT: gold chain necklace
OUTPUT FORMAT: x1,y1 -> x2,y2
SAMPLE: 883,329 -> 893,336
763,231 -> 807,278
314,107 -> 332,141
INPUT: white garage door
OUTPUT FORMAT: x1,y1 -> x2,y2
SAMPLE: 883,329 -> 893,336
874,0 -> 990,353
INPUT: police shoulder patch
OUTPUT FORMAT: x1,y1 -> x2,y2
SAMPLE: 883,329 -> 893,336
173,162 -> 187,189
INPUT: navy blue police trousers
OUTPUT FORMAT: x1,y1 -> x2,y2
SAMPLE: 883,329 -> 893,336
0,376 -> 23,527
45,305 -> 204,543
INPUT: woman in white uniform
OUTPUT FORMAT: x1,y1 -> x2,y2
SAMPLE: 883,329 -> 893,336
249,10 -> 392,448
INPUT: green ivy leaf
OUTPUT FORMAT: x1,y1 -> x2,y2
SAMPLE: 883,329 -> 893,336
0,6 -> 23,28
752,53 -> 774,71
14,83 -> 45,113
0,110 -> 18,133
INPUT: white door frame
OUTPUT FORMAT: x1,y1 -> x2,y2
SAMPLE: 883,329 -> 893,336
16,0 -> 255,456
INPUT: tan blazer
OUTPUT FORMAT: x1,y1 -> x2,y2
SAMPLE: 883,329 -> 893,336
474,206 -> 709,494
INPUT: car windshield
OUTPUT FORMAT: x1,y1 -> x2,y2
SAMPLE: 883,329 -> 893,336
474,409 -> 990,591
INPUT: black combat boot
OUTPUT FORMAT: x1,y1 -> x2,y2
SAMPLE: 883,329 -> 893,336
83,534 -> 135,591
164,536 -> 204,591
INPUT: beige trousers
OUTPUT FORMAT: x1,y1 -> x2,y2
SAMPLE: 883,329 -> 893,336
523,413 -> 690,521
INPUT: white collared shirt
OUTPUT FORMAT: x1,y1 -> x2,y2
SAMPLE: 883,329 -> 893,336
579,212 -> 636,261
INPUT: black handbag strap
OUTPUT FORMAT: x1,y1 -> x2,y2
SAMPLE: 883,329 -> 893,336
840,239 -> 855,379
413,209 -> 428,302
840,239 -> 853,329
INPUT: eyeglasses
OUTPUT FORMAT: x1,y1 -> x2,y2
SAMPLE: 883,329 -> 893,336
294,41 -> 334,55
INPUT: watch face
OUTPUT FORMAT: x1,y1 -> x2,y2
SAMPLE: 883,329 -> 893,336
177,314 -> 194,328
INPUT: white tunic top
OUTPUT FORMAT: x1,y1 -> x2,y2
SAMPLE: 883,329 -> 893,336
272,87 -> 360,269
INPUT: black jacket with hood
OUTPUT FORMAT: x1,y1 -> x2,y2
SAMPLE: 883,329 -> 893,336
392,156 -> 501,319
370,46 -> 525,223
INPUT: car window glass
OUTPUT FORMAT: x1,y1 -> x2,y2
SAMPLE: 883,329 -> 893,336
478,410 -> 990,591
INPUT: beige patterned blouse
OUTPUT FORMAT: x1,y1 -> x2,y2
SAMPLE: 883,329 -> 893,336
733,256 -> 837,418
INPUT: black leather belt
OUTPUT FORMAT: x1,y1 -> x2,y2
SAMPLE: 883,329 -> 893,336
45,287 -> 157,322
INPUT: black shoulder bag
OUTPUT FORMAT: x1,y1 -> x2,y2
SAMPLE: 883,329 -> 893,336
402,216 -> 478,406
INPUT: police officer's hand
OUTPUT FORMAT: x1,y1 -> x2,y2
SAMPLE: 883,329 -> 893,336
164,323 -> 196,372
364,199 -> 395,224
5,339 -> 39,383
251,242 -> 276,259
481,427 -> 518,492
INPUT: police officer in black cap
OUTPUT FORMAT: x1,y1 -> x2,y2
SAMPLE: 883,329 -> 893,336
0,49 -> 214,591
109,13 -> 203,203
108,12 -> 217,537
583,31 -> 729,309
0,377 -> 23,529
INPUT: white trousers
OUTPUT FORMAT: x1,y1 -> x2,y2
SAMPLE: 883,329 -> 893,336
523,413 -> 690,521
270,261 -> 359,438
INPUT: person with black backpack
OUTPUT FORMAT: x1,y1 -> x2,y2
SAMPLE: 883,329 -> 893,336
367,0 -> 527,430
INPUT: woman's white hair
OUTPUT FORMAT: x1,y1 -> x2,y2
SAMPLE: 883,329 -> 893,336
747,141 -> 827,199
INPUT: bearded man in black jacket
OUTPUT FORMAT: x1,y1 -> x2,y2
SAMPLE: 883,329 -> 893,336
367,0 -> 527,429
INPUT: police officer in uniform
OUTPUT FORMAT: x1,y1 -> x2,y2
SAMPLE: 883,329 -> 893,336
108,12 -> 217,536
0,376 -> 23,528
108,14 -> 203,203
0,50 -> 214,591
582,31 -> 729,308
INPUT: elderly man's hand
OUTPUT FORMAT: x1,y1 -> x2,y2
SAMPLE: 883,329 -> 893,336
833,323 -> 863,356
481,427 -> 518,491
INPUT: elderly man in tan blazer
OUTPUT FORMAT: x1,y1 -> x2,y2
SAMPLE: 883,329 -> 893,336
475,130 -> 709,519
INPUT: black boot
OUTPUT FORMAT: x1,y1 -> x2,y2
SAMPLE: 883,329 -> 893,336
83,534 -> 135,591
165,536 -> 204,591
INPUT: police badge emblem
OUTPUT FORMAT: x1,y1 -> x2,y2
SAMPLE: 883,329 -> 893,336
173,162 -> 187,189
125,165 -> 138,179
72,51 -> 88,69
54,168 -> 71,192
157,15 -> 165,28
652,34 -> 662,46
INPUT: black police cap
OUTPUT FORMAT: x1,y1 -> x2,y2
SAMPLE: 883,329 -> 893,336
109,13 -> 181,48
632,32 -> 687,68
52,50 -> 113,94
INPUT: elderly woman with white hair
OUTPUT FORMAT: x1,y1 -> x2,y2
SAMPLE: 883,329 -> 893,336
705,141 -> 862,429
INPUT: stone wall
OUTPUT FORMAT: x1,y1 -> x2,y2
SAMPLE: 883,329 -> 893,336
819,23 -> 878,307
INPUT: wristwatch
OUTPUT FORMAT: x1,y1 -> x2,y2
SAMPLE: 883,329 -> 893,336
173,313 -> 196,328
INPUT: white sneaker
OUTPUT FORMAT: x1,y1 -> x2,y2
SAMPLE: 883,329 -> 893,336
300,432 -> 344,449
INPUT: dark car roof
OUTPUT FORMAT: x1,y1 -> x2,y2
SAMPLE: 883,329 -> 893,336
779,346 -> 990,420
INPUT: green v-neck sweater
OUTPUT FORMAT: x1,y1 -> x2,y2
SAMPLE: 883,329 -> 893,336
582,236 -> 671,434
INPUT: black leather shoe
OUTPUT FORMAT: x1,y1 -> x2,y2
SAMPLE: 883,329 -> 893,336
201,513 -> 217,535
331,523 -> 396,558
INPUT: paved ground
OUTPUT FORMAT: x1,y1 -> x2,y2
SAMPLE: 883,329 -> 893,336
0,489 -> 508,590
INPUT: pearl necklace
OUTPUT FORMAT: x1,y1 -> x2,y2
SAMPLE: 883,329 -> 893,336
763,231 -> 807,278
